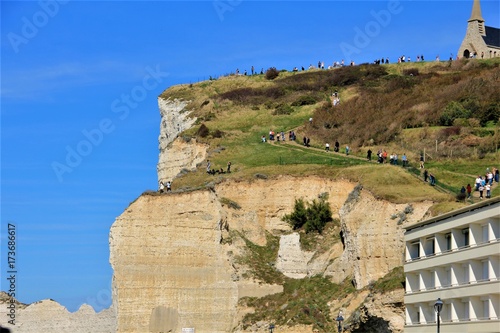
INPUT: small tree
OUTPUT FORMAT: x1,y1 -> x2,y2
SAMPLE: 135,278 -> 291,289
283,198 -> 307,230
305,199 -> 333,233
283,197 -> 333,234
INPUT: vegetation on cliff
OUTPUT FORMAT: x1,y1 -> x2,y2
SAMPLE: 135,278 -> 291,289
163,58 -> 499,212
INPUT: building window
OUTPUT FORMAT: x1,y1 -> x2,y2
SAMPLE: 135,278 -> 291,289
445,233 -> 451,251
462,228 -> 469,247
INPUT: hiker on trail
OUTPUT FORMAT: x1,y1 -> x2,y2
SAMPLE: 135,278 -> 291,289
485,184 -> 491,198
495,168 -> 499,182
227,161 -> 231,173
262,135 -> 266,143
281,131 -> 285,141
419,153 -> 424,168
424,169 -> 429,182
325,143 -> 330,152
367,149 -> 372,161
306,137 -> 310,147
429,173 -> 436,186
475,175 -> 483,191
166,181 -> 172,192
487,170 -> 493,185
402,153 -> 408,167
334,140 -> 340,152
303,137 -> 307,146
159,181 -> 165,193
207,160 -> 211,173
460,186 -> 466,194
478,184 -> 485,199
466,184 -> 472,199
345,145 -> 350,156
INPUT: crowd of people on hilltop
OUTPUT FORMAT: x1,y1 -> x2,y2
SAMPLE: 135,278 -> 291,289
227,52 -> 457,78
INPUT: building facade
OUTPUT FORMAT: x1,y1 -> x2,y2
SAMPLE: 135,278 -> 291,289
457,0 -> 500,59
404,197 -> 500,333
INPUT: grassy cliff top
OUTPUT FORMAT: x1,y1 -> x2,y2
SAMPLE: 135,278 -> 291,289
161,59 -> 500,214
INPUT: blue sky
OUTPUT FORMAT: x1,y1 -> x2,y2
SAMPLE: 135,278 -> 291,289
1,0 -> 499,312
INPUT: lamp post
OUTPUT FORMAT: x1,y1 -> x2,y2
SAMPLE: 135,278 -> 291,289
434,298 -> 443,333
336,310 -> 344,333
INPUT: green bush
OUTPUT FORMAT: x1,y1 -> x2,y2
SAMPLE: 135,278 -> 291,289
291,95 -> 317,106
284,198 -> 308,230
273,103 -> 294,115
439,101 -> 472,126
283,197 -> 333,234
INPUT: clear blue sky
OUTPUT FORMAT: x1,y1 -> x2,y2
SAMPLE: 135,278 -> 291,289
1,0 -> 499,312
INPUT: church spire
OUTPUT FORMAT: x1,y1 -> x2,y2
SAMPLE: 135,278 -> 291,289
468,0 -> 484,22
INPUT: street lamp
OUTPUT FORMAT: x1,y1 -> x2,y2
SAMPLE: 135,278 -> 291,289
336,310 -> 344,333
434,298 -> 443,333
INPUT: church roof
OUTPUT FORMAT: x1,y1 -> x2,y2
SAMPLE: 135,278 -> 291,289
469,0 -> 484,22
483,26 -> 500,47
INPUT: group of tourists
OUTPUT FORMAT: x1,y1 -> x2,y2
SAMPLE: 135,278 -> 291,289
468,168 -> 499,199
159,180 -> 172,193
364,149 -> 409,167
206,160 -> 232,175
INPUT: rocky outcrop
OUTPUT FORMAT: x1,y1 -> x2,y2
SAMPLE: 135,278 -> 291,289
276,233 -> 314,279
0,293 -> 116,333
157,98 -> 203,184
326,186 -> 432,289
349,289 -> 405,333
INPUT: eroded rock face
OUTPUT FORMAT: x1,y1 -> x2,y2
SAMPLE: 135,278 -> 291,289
109,191 -> 240,333
327,187 -> 432,289
0,294 -> 116,333
157,98 -> 203,184
110,176 -> 431,332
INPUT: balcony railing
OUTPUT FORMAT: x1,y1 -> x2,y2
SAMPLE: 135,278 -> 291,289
405,237 -> 500,262
405,276 -> 500,294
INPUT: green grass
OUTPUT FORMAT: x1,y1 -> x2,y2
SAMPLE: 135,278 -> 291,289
168,60 -> 498,212
240,276 -> 356,332
235,231 -> 285,285
370,266 -> 405,294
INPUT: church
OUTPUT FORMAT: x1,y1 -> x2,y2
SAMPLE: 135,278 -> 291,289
457,0 -> 500,59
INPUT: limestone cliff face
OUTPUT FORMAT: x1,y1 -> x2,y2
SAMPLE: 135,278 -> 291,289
327,187 -> 432,289
109,176 -> 433,332
109,191 -> 238,333
157,98 -> 205,184
0,293 -> 116,333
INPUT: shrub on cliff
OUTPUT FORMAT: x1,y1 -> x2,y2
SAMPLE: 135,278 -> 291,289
283,197 -> 333,234
265,67 -> 280,80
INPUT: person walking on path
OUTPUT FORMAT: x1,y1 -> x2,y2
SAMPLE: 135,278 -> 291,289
423,169 -> 429,182
485,184 -> 491,198
466,184 -> 472,199
478,184 -> 485,199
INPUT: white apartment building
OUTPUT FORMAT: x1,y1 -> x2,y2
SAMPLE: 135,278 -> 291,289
404,197 -> 500,333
